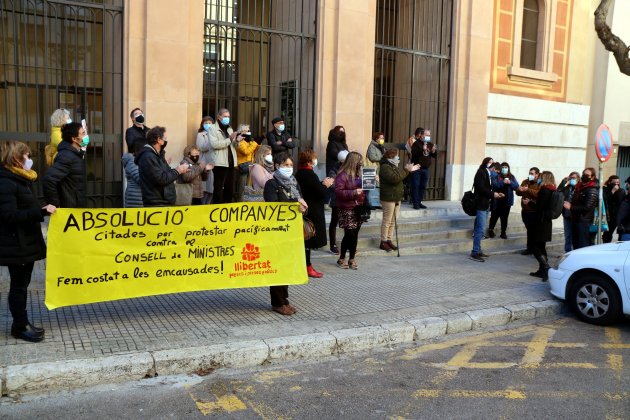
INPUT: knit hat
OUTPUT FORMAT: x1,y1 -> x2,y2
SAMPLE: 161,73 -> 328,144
271,117 -> 284,125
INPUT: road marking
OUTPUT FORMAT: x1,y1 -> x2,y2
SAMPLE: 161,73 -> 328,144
254,370 -> 301,384
194,394 -> 247,415
520,327 -> 555,369
542,362 -> 597,369
412,389 -> 526,400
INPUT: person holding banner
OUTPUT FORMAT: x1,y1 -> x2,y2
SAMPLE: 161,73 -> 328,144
264,152 -> 308,315
296,149 -> 334,278
0,142 -> 56,342
335,151 -> 365,270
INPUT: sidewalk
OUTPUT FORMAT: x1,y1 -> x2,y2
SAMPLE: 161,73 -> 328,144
0,242 -> 564,394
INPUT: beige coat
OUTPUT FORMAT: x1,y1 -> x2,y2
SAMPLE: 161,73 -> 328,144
209,123 -> 237,168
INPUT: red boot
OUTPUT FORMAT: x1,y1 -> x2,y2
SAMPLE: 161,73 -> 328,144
307,265 -> 323,278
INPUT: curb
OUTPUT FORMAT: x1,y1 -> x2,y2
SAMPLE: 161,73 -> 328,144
0,299 -> 565,397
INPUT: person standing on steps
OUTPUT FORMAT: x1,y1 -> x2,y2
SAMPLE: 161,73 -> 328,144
469,157 -> 503,262
409,128 -> 437,209
487,162 -> 519,239
125,108 -> 150,153
515,167 -> 541,255
327,150 -> 348,255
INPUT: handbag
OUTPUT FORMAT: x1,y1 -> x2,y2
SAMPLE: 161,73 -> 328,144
238,161 -> 253,174
242,172 -> 265,202
303,217 -> 316,240
354,203 -> 371,222
589,201 -> 609,233
461,188 -> 477,216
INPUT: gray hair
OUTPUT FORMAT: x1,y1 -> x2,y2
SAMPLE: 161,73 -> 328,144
217,108 -> 229,117
50,108 -> 70,127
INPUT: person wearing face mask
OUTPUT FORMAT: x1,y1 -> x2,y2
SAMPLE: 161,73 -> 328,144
615,177 -> 630,241
0,142 -> 56,342
557,171 -> 580,252
177,145 -> 214,205
515,167 -> 541,255
470,157 -> 504,262
325,125 -> 349,177
263,153 -> 308,316
327,150 -> 349,255
487,162 -> 519,239
410,128 -> 437,209
602,175 -> 625,243
43,122 -> 88,208
378,148 -> 420,252
235,124 -> 261,202
125,108 -> 150,153
249,145 -> 275,194
365,132 -> 387,209
266,117 -> 295,158
295,150 -> 335,278
135,126 -> 190,207
196,116 -> 215,204
45,108 -> 71,166
563,167 -> 598,249
334,151 -> 366,270
209,108 -> 239,204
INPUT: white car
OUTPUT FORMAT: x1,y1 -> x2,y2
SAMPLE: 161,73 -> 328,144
548,242 -> 630,325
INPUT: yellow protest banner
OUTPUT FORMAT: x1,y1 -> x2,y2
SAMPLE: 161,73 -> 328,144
45,203 -> 308,309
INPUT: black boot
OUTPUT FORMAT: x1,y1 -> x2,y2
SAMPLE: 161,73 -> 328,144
11,323 -> 45,343
530,255 -> 549,281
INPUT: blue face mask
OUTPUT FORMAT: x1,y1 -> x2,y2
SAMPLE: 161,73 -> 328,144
278,124 -> 285,132
569,178 -> 577,187
221,117 -> 230,126
501,168 -> 508,175
537,179 -> 542,185
81,135 -> 90,147
203,123 -> 211,131
66,118 -> 72,124
490,171 -> 498,178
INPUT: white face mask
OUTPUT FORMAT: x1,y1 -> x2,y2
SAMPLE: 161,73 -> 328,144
528,174 -> 535,182
312,159 -> 318,167
23,158 -> 34,171
264,154 -> 273,164
424,136 -> 431,142
388,156 -> 400,166
278,167 -> 293,178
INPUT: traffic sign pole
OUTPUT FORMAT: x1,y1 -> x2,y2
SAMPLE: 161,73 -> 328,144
594,124 -> 614,245
597,161 -> 603,244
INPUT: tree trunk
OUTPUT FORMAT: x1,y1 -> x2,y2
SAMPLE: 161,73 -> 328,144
595,0 -> 630,76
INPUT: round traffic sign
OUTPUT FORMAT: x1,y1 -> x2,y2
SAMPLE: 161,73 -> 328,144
595,124 -> 614,162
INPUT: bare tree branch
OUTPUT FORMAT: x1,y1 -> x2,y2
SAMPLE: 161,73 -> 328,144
595,0 -> 630,76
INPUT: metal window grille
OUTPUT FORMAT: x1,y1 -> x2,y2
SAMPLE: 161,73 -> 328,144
0,0 -> 124,207
203,0 -> 317,151
373,0 -> 453,200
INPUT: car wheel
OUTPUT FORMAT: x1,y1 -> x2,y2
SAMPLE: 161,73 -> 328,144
569,274 -> 621,325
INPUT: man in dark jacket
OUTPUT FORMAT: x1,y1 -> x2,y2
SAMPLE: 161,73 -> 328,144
470,157 -> 503,262
125,107 -> 150,152
564,167 -> 598,249
266,117 -> 295,158
557,171 -> 580,252
409,128 -> 437,209
135,126 -> 189,207
43,122 -> 88,208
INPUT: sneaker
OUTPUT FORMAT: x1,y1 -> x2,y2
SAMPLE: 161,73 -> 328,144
336,258 -> 348,269
479,252 -> 489,258
487,228 -> 495,238
417,203 -> 427,209
386,240 -> 398,251
469,253 -> 485,262
379,241 -> 393,252
330,244 -> 340,255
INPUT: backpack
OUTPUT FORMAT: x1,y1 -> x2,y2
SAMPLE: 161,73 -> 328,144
546,190 -> 564,220
461,189 -> 477,216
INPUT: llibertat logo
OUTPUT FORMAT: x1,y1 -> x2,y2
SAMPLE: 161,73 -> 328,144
231,243 -> 276,277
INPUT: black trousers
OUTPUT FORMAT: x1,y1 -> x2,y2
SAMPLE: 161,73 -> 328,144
572,221 -> 592,249
270,285 -> 289,307
8,262 -> 35,328
340,227 -> 360,260
212,166 -> 235,204
489,201 -> 510,233
531,240 -> 548,266
329,206 -> 339,246
521,212 -> 537,251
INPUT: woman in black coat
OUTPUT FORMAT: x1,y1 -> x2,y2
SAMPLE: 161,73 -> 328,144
525,171 -> 556,282
0,142 -> 56,342
263,153 -> 308,316
295,150 -> 335,278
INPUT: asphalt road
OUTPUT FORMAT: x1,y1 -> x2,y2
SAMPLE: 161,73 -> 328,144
2,316 -> 629,419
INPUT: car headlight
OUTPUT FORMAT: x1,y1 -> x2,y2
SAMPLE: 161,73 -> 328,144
551,252 -> 571,270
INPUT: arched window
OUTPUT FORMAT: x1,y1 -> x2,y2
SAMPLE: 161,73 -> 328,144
520,0 -> 540,70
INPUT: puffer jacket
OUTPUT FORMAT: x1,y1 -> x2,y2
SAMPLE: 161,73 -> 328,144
0,166 -> 47,265
571,181 -> 598,223
366,141 -> 386,164
135,144 -> 178,207
178,156 -> 208,199
236,138 -> 259,165
122,153 -> 143,208
209,123 -> 237,167
335,171 -> 364,210
378,156 -> 409,202
42,141 -> 86,208
196,131 -> 214,194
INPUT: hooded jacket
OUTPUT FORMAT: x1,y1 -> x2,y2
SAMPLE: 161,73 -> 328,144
135,144 -> 178,207
0,166 -> 47,265
42,140 -> 87,208
122,153 -> 143,208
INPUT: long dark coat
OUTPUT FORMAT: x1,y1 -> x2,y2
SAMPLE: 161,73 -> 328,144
531,186 -> 554,243
0,166 -> 47,265
295,167 -> 328,249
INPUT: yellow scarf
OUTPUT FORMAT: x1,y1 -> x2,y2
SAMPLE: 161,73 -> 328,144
7,165 -> 38,182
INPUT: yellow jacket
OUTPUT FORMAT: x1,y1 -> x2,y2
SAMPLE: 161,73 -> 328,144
45,126 -> 63,166
236,139 -> 259,165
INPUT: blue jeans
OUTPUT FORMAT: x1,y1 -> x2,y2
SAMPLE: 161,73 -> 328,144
418,168 -> 430,203
411,168 -> 430,205
563,217 -> 573,252
620,233 -> 630,241
572,221 -> 592,249
472,209 -> 488,254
